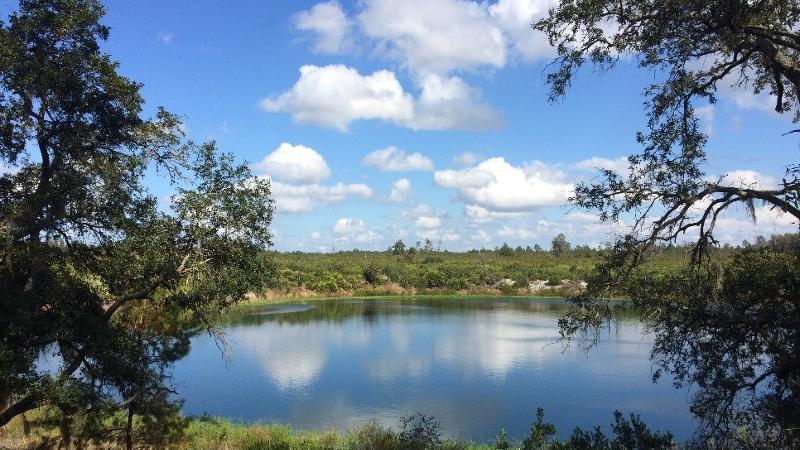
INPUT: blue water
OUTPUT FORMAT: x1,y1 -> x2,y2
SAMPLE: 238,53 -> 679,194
172,298 -> 694,443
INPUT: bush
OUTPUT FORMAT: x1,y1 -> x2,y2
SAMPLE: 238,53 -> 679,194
398,413 -> 442,450
349,421 -> 397,450
363,265 -> 381,285
424,270 -> 446,289
494,429 -> 510,449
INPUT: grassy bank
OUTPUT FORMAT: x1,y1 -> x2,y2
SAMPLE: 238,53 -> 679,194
2,410 -> 677,450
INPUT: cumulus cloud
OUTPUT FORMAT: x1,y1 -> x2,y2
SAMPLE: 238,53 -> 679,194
470,229 -> 491,243
400,203 -> 449,232
362,146 -> 434,171
417,229 -> 461,242
357,0 -> 506,74
402,203 -> 448,221
488,0 -> 557,60
271,181 -> 373,214
294,1 -> 354,54
333,218 -> 382,243
434,157 -> 573,211
464,204 -> 525,223
293,0 -> 557,74
718,169 -> 779,189
415,216 -> 442,228
253,142 -> 331,184
707,205 -> 798,244
261,65 -> 414,132
261,65 -> 500,131
497,225 -> 538,240
254,142 -> 373,213
389,178 -> 413,202
333,218 -> 366,234
411,73 -> 502,130
574,156 -> 629,173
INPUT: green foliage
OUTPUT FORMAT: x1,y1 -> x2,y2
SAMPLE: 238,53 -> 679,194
551,234 -> 571,257
535,0 -> 800,445
260,247 -> 698,299
3,407 -> 680,449
362,264 -> 380,285
522,408 -> 557,450
497,243 -> 514,257
494,429 -> 509,450
0,0 -> 274,440
391,240 -> 407,255
398,413 -> 442,450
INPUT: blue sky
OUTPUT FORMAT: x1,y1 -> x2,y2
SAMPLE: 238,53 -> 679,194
19,0 -> 797,251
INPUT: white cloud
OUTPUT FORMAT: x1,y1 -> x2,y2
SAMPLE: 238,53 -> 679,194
464,204 -> 525,223
389,178 -> 413,202
333,218 -> 382,243
718,169 -> 779,189
497,225 -> 538,240
401,203 -> 449,230
712,205 -> 798,244
261,65 -> 413,132
416,228 -> 461,242
362,146 -> 434,171
401,203 -> 448,221
434,157 -> 573,211
410,73 -> 502,130
489,0 -> 557,60
294,1 -> 354,54
471,229 -> 491,243
357,0 -> 506,75
271,181 -> 373,214
575,156 -> 628,173
453,151 -> 482,167
253,142 -> 331,184
261,65 -> 500,131
563,210 -> 600,224
334,218 -> 365,234
415,216 -> 442,228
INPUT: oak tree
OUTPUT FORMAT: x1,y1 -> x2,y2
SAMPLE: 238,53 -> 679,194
535,0 -> 800,446
0,0 -> 274,445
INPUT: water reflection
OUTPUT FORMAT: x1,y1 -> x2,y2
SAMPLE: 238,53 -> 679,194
173,298 -> 693,442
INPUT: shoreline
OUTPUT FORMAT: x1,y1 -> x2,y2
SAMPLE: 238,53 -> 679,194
236,288 -> 629,308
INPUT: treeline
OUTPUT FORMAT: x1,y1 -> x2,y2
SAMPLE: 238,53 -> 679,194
262,234 -> 797,299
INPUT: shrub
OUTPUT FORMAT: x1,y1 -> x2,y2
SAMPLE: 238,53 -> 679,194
363,265 -> 381,285
424,270 -> 446,289
349,421 -> 397,450
494,429 -> 510,449
398,413 -> 442,450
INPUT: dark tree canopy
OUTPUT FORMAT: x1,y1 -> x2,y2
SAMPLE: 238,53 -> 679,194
0,0 -> 273,444
535,0 -> 800,447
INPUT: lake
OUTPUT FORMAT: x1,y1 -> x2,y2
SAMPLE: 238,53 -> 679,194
172,298 -> 694,443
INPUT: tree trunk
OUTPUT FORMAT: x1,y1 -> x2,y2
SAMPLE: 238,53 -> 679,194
21,412 -> 30,436
59,417 -> 72,450
126,406 -> 134,450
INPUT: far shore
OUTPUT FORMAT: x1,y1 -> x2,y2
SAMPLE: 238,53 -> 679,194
238,287 -> 628,307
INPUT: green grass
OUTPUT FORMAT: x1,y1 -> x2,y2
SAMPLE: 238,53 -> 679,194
2,411 -> 678,450
183,418 -> 495,450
